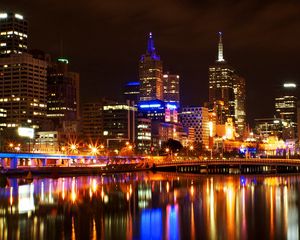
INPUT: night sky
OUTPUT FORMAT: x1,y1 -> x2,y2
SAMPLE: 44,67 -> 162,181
1,0 -> 300,126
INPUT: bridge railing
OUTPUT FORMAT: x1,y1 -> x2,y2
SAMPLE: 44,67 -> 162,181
154,157 -> 300,167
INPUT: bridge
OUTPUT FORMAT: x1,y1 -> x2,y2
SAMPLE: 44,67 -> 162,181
1,152 -> 300,175
152,158 -> 300,174
0,152 -> 144,169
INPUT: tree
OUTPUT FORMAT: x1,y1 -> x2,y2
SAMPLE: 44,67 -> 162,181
162,138 -> 183,153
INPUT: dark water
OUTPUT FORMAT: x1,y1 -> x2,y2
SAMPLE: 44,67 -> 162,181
0,172 -> 299,240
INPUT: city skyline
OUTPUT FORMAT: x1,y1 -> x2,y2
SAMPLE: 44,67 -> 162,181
0,1 -> 300,126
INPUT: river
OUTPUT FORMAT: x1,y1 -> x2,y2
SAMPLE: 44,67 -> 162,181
0,172 -> 299,239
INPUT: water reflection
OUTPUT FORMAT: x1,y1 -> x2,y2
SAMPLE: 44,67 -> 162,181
0,173 -> 299,239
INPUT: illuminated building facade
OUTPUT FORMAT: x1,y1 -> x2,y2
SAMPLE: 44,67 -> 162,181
233,75 -> 246,136
208,32 -> 246,135
102,102 -> 137,148
163,73 -> 180,107
136,118 -> 152,153
0,53 -> 47,130
137,100 -> 178,123
0,108 -> 6,130
47,58 -> 80,132
180,107 -> 209,147
139,32 -> 163,101
0,12 -> 28,57
275,83 -> 298,140
254,118 -> 284,139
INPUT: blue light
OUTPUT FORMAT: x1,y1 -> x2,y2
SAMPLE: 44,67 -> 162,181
240,176 -> 246,186
126,81 -> 140,86
139,104 -> 161,108
141,209 -> 162,240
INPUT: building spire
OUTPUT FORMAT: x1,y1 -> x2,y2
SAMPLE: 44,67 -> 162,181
217,32 -> 225,62
147,32 -> 155,54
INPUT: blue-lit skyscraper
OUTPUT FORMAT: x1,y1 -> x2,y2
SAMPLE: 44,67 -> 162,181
139,32 -> 163,101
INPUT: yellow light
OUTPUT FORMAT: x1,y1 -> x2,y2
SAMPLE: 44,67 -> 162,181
166,148 -> 170,153
189,146 -> 194,151
70,144 -> 77,150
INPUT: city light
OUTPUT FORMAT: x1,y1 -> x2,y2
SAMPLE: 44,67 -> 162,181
0,13 -> 7,19
283,83 -> 296,88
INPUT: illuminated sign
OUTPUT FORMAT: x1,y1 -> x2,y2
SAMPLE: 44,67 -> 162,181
139,104 -> 162,108
18,127 -> 34,139
57,58 -> 69,64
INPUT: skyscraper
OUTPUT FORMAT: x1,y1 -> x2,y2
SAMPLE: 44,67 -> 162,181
233,75 -> 246,136
0,12 -> 28,57
275,82 -> 298,140
139,32 -> 163,101
47,58 -> 80,132
163,73 -> 180,107
208,32 -> 246,136
0,53 -> 47,130
208,32 -> 235,124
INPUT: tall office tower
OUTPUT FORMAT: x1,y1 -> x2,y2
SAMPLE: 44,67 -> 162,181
123,81 -> 140,103
180,107 -> 210,147
209,32 -> 246,134
47,58 -> 80,132
233,75 -> 246,136
0,53 -> 47,130
82,102 -> 104,141
139,32 -> 163,101
208,32 -> 235,124
163,73 -> 180,107
0,12 -> 28,57
275,82 -> 298,140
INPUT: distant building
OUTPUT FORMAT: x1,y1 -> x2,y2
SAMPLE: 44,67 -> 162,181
0,12 -> 28,57
46,58 -> 80,133
82,102 -> 104,142
123,81 -> 140,104
163,73 -> 180,108
233,75 -> 246,137
137,100 -> 178,123
102,101 -> 137,149
0,53 -> 47,131
139,32 -> 163,101
180,106 -> 210,147
275,82 -> 298,140
254,118 -> 284,139
136,118 -> 152,153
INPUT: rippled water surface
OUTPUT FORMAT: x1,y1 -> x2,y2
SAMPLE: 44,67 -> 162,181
0,172 -> 299,239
